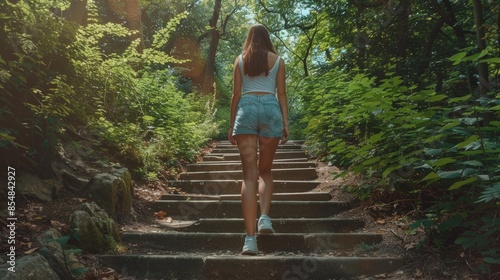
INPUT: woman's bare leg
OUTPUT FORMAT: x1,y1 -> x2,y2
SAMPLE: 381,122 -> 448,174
235,134 -> 258,236
258,137 -> 280,215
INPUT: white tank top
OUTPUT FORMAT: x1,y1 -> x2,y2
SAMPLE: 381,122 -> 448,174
239,55 -> 280,94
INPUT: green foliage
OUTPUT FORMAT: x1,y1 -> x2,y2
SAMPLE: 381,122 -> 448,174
0,0 -> 217,179
300,56 -> 500,273
94,69 -> 219,178
74,7 -> 218,178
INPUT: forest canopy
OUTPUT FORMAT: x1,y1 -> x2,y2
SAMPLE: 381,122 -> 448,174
1,0 -> 499,275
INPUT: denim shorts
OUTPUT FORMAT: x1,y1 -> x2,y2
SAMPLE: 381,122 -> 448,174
233,93 -> 283,138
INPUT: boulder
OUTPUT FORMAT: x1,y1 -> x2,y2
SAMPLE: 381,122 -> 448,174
0,253 -> 59,280
85,167 -> 132,220
15,173 -> 62,202
37,228 -> 81,279
69,202 -> 121,253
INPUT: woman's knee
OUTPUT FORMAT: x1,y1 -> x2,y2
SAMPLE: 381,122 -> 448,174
258,166 -> 272,176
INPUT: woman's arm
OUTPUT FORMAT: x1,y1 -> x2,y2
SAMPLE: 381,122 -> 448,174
276,57 -> 289,144
228,56 -> 242,145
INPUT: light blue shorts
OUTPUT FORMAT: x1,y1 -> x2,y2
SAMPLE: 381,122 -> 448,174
233,94 -> 283,138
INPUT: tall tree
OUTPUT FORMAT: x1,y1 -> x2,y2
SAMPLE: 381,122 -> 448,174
125,0 -> 145,51
201,0 -> 240,93
105,0 -> 145,51
201,0 -> 221,93
472,0 -> 489,96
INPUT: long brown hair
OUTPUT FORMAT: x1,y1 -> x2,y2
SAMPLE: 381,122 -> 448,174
242,24 -> 277,77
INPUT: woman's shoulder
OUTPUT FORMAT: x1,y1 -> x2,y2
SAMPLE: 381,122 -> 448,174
234,54 -> 242,64
267,52 -> 283,68
267,51 -> 279,59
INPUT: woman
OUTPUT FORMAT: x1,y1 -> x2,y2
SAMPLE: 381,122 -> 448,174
228,24 -> 289,255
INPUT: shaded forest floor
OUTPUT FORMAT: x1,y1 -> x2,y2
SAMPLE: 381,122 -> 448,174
2,141 -> 490,279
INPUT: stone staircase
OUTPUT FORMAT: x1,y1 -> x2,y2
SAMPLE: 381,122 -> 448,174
99,141 -> 404,279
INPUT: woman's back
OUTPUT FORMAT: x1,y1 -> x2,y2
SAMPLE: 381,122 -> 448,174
240,52 -> 281,95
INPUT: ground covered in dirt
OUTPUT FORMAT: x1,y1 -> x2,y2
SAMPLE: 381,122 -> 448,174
1,142 -> 490,280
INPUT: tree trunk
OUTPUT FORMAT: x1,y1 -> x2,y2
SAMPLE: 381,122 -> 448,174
429,0 -> 475,90
125,0 -> 145,52
417,20 -> 444,77
354,2 -> 366,70
429,0 -> 467,48
64,0 -> 87,26
53,0 -> 88,72
472,0 -> 491,125
472,0 -> 489,97
201,0 -> 222,94
395,0 -> 410,76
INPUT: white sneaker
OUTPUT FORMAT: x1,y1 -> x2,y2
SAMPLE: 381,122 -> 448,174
258,215 -> 275,234
241,235 -> 258,255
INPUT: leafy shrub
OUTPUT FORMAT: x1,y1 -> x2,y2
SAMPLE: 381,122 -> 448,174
300,55 -> 500,274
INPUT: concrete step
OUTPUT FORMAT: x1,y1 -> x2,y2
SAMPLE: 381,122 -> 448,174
200,157 -> 310,164
157,217 -> 363,233
167,180 -> 321,194
121,232 -> 384,253
203,151 -> 307,161
178,168 -> 317,181
186,161 -> 316,172
217,142 -> 305,148
153,200 -> 353,219
98,255 -> 404,279
210,148 -> 304,154
161,192 -> 332,201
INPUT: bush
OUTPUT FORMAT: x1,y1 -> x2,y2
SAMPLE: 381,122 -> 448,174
300,60 -> 500,274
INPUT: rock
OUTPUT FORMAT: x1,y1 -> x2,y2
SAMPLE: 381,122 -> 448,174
37,228 -> 85,279
37,248 -> 73,280
85,167 -> 132,220
69,202 -> 121,253
75,202 -> 120,241
69,210 -> 106,253
38,228 -> 63,250
15,173 -> 62,202
0,253 -> 59,280
62,170 -> 89,189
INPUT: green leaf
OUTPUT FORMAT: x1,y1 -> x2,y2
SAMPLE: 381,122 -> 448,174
477,184 -> 500,203
363,156 -> 381,165
455,135 -> 479,149
479,58 -> 500,64
431,158 -> 456,167
483,257 -> 500,264
440,121 -> 460,130
477,174 -> 490,181
449,52 -> 467,65
422,171 -> 439,181
448,176 -> 477,190
142,115 -> 155,122
424,148 -> 443,156
382,164 -> 402,178
460,118 -> 481,125
368,132 -> 384,144
438,170 -> 464,179
427,94 -> 447,102
461,160 -> 483,167
449,94 -> 471,103
415,163 -> 432,169
424,134 -> 447,143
